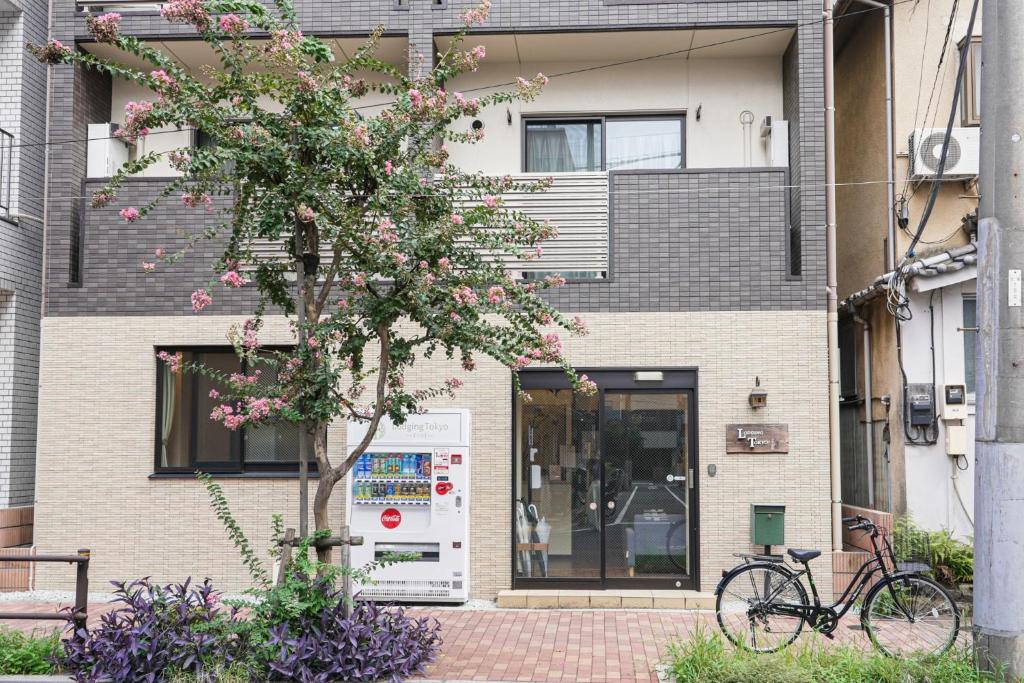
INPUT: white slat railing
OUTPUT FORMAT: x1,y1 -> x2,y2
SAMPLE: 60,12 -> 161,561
248,172 -> 609,277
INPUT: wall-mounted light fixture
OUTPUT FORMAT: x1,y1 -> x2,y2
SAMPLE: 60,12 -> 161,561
749,376 -> 767,409
634,371 -> 664,383
507,108 -> 512,125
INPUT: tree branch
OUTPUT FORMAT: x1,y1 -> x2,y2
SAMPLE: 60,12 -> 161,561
334,323 -> 391,478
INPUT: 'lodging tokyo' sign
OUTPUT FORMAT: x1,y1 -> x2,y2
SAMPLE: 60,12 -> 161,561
725,424 -> 790,453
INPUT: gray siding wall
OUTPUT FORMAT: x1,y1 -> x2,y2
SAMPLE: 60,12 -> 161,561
0,0 -> 48,507
45,0 -> 826,317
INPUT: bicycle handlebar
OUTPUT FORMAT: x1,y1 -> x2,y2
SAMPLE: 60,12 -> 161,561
842,514 -> 878,532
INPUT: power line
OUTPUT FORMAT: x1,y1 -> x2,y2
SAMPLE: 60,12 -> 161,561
11,0 -> 918,152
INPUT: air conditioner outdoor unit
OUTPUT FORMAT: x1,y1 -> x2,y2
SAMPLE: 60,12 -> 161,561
909,127 -> 980,180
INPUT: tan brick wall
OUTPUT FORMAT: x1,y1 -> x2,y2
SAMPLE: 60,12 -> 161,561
34,312 -> 830,596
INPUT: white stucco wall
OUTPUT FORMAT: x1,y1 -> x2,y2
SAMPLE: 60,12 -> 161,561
105,54 -> 784,177
444,56 -> 784,173
900,273 -> 976,542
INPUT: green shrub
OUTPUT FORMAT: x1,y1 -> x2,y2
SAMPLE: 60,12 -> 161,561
0,628 -> 61,675
665,628 -> 990,683
892,516 -> 974,584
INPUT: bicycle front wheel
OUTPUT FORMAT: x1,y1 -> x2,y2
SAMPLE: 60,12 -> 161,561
716,564 -> 808,653
861,574 -> 960,656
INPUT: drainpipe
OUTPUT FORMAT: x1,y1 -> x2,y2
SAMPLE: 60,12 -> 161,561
824,0 -> 843,552
850,308 -> 875,508
851,0 -> 896,271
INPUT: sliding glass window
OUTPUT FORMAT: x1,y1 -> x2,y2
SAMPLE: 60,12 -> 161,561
524,115 -> 684,173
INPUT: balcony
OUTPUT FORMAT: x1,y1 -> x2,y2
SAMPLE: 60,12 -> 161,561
0,127 -> 11,219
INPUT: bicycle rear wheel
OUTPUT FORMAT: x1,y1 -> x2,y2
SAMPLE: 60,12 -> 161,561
716,564 -> 808,653
861,574 -> 960,656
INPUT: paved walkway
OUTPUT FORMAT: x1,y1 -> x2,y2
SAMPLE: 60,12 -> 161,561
0,602 -> 966,683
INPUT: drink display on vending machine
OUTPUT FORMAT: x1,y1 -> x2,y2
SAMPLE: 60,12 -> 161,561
345,409 -> 470,602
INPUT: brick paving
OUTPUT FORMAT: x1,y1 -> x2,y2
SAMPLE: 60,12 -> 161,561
0,602 -> 968,683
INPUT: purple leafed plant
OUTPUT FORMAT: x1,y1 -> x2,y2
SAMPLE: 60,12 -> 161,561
263,600 -> 442,683
61,578 -> 247,683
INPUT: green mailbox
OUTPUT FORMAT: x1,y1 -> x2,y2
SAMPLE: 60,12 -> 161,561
751,504 -> 785,548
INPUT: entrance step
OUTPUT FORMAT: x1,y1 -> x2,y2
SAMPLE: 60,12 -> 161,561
495,589 -> 715,610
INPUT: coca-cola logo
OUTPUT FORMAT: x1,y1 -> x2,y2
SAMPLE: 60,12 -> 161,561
380,508 -> 402,529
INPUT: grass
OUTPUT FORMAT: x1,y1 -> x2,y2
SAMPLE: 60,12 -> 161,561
165,664 -> 252,682
665,628 -> 995,683
0,627 -> 61,675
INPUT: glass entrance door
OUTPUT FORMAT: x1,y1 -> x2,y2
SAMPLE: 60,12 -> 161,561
514,374 -> 697,589
602,392 -> 692,584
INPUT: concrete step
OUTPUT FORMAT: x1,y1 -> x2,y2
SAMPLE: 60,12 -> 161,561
495,588 -> 715,610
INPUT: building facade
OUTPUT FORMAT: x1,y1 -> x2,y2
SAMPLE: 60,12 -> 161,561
0,0 -> 48,549
835,0 -> 980,541
34,0 -> 833,598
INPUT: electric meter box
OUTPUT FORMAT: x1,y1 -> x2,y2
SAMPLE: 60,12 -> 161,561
345,409 -> 470,603
908,385 -> 935,426
942,384 -> 968,421
751,504 -> 785,547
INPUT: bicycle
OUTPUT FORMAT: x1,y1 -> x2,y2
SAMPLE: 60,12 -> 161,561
714,514 -> 960,656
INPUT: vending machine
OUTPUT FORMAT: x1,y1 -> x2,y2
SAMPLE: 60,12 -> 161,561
345,409 -> 471,603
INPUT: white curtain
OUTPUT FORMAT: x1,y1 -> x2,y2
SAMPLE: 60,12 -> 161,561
160,364 -> 175,467
606,120 -> 682,170
526,128 -> 578,172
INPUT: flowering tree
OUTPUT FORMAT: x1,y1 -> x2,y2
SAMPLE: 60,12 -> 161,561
34,0 -> 593,562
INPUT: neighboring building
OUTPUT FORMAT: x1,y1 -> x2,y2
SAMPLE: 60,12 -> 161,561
35,0 -> 833,599
835,0 -> 980,540
0,0 -> 48,549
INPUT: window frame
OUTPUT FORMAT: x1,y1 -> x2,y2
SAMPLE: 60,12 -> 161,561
154,346 -> 308,474
960,35 -> 982,127
962,295 -> 977,400
521,113 -> 686,173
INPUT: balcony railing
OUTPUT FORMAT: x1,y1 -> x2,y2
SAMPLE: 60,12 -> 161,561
0,128 -> 12,217
77,0 -> 163,10
249,172 -> 610,277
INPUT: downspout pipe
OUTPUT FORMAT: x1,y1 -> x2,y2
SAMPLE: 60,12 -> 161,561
850,307 -> 875,508
824,0 -> 843,552
850,0 -> 896,271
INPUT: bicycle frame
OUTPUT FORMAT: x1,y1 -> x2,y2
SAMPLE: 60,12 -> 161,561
750,528 -> 911,627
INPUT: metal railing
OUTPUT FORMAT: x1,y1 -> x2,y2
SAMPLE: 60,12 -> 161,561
246,172 -> 611,275
0,549 -> 91,630
0,128 -> 12,217
77,0 -> 163,9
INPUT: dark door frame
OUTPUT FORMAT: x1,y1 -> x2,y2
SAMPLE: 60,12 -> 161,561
511,368 -> 700,591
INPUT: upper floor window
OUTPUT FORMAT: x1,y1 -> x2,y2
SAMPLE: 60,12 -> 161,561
524,115 -> 684,173
156,349 -> 302,473
960,35 -> 981,127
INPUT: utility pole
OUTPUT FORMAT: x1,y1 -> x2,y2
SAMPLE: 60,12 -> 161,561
974,0 -> 1024,675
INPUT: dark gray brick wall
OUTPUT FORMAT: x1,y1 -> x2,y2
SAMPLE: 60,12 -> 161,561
46,0 -> 827,316
543,168 -> 819,312
0,0 -> 49,507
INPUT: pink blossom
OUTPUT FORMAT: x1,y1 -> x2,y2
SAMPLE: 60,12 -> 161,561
424,273 -> 437,285
576,374 -> 598,395
483,195 -> 498,208
218,13 -> 249,34
445,377 -> 464,390
182,191 -> 212,209
544,274 -> 567,287
157,351 -> 184,373
353,125 -> 370,145
392,253 -> 409,266
91,189 -> 115,208
449,312 -> 462,322
471,45 -> 487,60
451,213 -> 464,225
191,288 -> 212,312
513,355 -> 531,369
487,286 -> 505,304
119,207 -> 140,222
150,69 -> 177,90
462,357 -> 477,371
307,337 -> 319,349
141,261 -> 156,273
338,298 -> 350,309
452,286 -> 478,306
438,257 -> 452,271
297,205 -> 315,222
241,319 -> 260,350
384,160 -> 393,176
269,29 -> 302,51
219,270 -> 248,288
408,89 -> 423,108
87,12 -> 121,43
352,272 -> 367,287
160,0 -> 211,29
155,248 -> 166,258
33,40 -> 72,65
572,315 -> 588,334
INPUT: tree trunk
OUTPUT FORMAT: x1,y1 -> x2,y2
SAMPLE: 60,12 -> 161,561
312,422 -> 336,567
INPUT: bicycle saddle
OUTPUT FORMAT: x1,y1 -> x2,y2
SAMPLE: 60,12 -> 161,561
787,548 -> 822,563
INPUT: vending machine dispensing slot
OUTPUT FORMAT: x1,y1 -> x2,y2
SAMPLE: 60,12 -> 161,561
346,410 -> 471,603
374,542 -> 441,562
